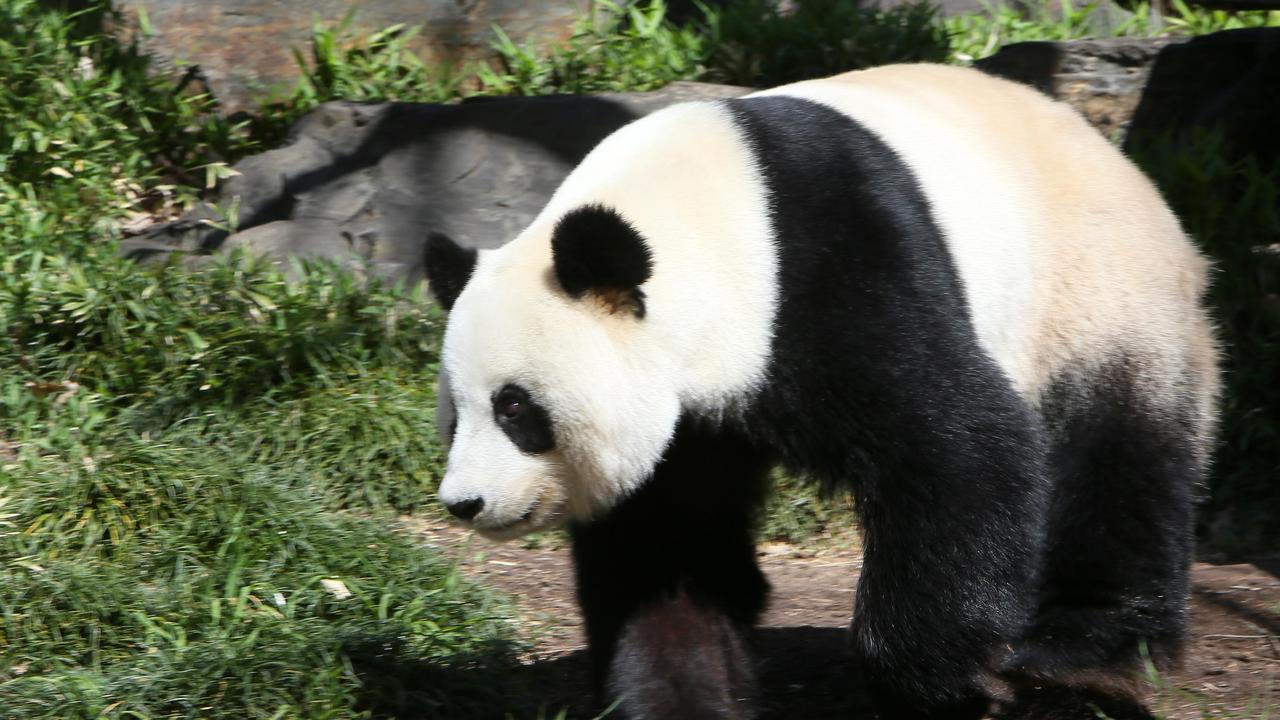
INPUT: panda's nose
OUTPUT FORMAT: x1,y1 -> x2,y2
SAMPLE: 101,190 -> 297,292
445,497 -> 485,521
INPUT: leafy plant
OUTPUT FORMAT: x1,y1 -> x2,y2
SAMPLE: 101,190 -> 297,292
0,429 -> 519,719
1162,0 -> 1280,35
944,0 -> 1123,63
0,0 -> 258,233
290,8 -> 464,108
479,0 -> 709,95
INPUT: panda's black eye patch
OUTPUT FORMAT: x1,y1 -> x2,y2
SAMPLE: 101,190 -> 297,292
492,384 -> 555,454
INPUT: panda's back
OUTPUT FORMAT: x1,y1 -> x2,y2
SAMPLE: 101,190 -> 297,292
746,65 -> 1210,408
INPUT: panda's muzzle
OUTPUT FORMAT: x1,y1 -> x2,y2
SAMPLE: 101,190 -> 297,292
442,490 -> 539,529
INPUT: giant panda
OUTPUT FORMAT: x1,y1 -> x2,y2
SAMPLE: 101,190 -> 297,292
423,64 -> 1219,720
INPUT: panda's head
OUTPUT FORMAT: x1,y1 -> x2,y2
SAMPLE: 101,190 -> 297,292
426,205 -> 682,540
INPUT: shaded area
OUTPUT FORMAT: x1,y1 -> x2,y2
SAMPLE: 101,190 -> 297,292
1125,27 -> 1280,167
1124,29 -> 1280,552
472,626 -> 860,720
346,635 -> 534,719
754,626 -> 860,720
975,28 -> 1280,151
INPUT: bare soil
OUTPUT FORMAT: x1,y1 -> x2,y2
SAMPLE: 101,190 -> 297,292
407,518 -> 1280,719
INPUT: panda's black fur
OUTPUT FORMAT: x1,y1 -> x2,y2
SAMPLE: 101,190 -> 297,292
427,70 -> 1212,720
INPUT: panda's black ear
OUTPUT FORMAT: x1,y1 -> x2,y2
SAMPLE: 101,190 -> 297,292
425,232 -> 478,311
551,204 -> 653,319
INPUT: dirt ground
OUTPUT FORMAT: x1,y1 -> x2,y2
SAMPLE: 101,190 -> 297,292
407,519 -> 1280,719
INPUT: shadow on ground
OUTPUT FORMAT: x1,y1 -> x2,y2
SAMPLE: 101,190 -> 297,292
496,625 -> 858,720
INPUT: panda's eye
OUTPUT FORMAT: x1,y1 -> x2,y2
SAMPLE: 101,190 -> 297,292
500,398 -> 523,419
494,386 -> 527,420
492,384 -> 555,454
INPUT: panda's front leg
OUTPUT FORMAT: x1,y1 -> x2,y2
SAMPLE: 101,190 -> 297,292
848,402 -> 1051,720
570,422 -> 772,720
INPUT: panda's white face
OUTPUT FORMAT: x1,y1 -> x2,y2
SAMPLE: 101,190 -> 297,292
435,239 -> 682,540
431,102 -> 783,540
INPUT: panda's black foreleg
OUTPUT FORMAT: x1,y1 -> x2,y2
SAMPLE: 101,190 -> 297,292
570,420 -> 773,720
847,398 -> 1052,720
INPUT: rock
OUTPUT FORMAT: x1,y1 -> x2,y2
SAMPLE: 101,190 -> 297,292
117,0 -> 588,113
977,36 -> 1188,140
120,82 -> 751,288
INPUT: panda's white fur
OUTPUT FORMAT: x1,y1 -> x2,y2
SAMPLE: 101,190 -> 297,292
436,64 -> 1215,538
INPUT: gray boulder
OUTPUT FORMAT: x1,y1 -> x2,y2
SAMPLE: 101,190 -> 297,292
120,82 -> 749,287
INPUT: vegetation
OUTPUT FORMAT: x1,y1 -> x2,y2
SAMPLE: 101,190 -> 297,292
0,2 -> 517,717
2,0 -> 1278,716
480,0 -> 710,95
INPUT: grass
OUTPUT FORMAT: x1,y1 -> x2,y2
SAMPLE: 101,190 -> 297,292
2,0 -> 1279,716
1,432 -> 515,718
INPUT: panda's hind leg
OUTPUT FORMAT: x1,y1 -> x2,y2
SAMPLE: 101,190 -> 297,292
1005,361 -> 1204,714
570,419 -> 773,720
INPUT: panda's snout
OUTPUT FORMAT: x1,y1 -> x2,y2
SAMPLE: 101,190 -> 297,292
445,496 -> 485,521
